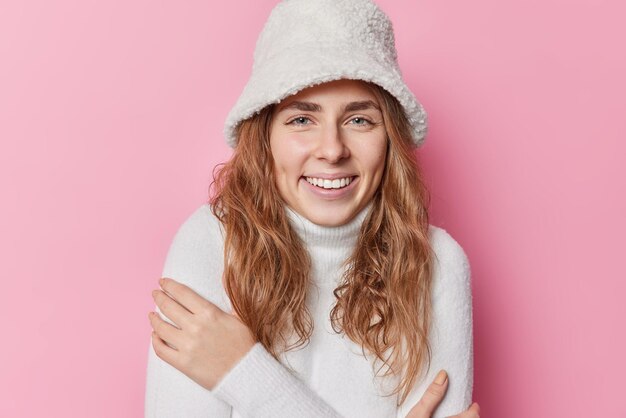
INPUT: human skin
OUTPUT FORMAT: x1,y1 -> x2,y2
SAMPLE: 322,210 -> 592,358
269,79 -> 388,227
149,277 -> 255,391
149,277 -> 480,417
148,79 -> 480,416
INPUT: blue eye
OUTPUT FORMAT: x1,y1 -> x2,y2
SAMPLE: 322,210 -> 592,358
288,116 -> 312,126
350,117 -> 370,125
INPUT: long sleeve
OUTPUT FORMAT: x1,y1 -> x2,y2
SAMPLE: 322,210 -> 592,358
144,333 -> 232,417
396,226 -> 474,418
144,204 -> 344,418
145,205 -> 233,418
211,342 -> 343,417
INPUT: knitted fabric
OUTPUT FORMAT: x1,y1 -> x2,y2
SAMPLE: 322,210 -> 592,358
145,204 -> 474,417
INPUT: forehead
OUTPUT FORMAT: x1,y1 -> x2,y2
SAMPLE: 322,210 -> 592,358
276,79 -> 380,111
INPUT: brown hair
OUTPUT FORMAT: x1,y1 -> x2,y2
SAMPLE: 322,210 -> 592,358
210,81 -> 434,406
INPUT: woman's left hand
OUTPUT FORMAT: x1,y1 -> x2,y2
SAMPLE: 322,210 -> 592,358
148,277 -> 256,391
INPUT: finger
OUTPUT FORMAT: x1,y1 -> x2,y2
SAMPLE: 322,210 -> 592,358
467,402 -> 480,416
150,330 -> 179,367
152,289 -> 192,328
160,277 -> 215,315
450,402 -> 480,418
407,370 -> 448,418
149,311 -> 183,350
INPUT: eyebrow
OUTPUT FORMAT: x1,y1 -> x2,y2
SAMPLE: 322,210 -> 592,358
344,100 -> 380,112
277,100 -> 380,113
279,101 -> 322,112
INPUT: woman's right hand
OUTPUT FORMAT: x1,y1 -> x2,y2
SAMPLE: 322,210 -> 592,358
404,370 -> 480,418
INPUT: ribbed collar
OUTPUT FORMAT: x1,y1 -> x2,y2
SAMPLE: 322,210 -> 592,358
285,202 -> 373,248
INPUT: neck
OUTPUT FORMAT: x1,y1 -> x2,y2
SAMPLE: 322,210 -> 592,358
285,202 -> 373,249
285,203 -> 373,285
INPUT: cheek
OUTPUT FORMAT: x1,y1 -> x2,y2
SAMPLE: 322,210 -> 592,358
364,149 -> 387,193
270,136 -> 307,186
270,135 -> 288,170
271,150 -> 289,175
362,142 -> 388,178
271,135 -> 309,170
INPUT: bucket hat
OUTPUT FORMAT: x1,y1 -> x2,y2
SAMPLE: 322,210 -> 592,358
224,0 -> 428,148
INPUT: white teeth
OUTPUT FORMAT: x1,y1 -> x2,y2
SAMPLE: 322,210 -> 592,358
305,176 -> 353,189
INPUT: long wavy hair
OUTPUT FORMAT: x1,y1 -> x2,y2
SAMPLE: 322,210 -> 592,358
210,81 -> 434,406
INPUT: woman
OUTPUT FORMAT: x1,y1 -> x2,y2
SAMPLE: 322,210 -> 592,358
145,1 -> 479,417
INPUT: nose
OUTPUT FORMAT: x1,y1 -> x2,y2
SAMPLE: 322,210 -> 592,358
313,124 -> 350,163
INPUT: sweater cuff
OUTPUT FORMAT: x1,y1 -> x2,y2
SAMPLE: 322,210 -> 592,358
211,342 -> 341,417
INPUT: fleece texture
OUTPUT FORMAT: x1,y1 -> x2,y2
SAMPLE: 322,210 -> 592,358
144,203 -> 474,418
224,0 -> 428,148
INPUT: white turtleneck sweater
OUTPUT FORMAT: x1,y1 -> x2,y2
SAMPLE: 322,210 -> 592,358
144,203 -> 473,418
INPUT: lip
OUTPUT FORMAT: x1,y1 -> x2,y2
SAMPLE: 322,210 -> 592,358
300,175 -> 359,199
303,172 -> 356,180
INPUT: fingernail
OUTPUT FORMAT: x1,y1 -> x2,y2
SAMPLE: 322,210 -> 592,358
435,370 -> 448,385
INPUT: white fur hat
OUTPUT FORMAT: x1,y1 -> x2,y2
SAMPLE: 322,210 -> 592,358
223,0 -> 428,148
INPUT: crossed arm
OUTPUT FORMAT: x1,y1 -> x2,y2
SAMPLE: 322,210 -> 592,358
144,205 -> 475,418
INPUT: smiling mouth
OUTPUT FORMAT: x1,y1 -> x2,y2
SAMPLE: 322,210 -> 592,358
305,176 -> 355,189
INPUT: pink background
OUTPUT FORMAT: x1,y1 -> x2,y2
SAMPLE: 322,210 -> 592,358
1,0 -> 624,416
